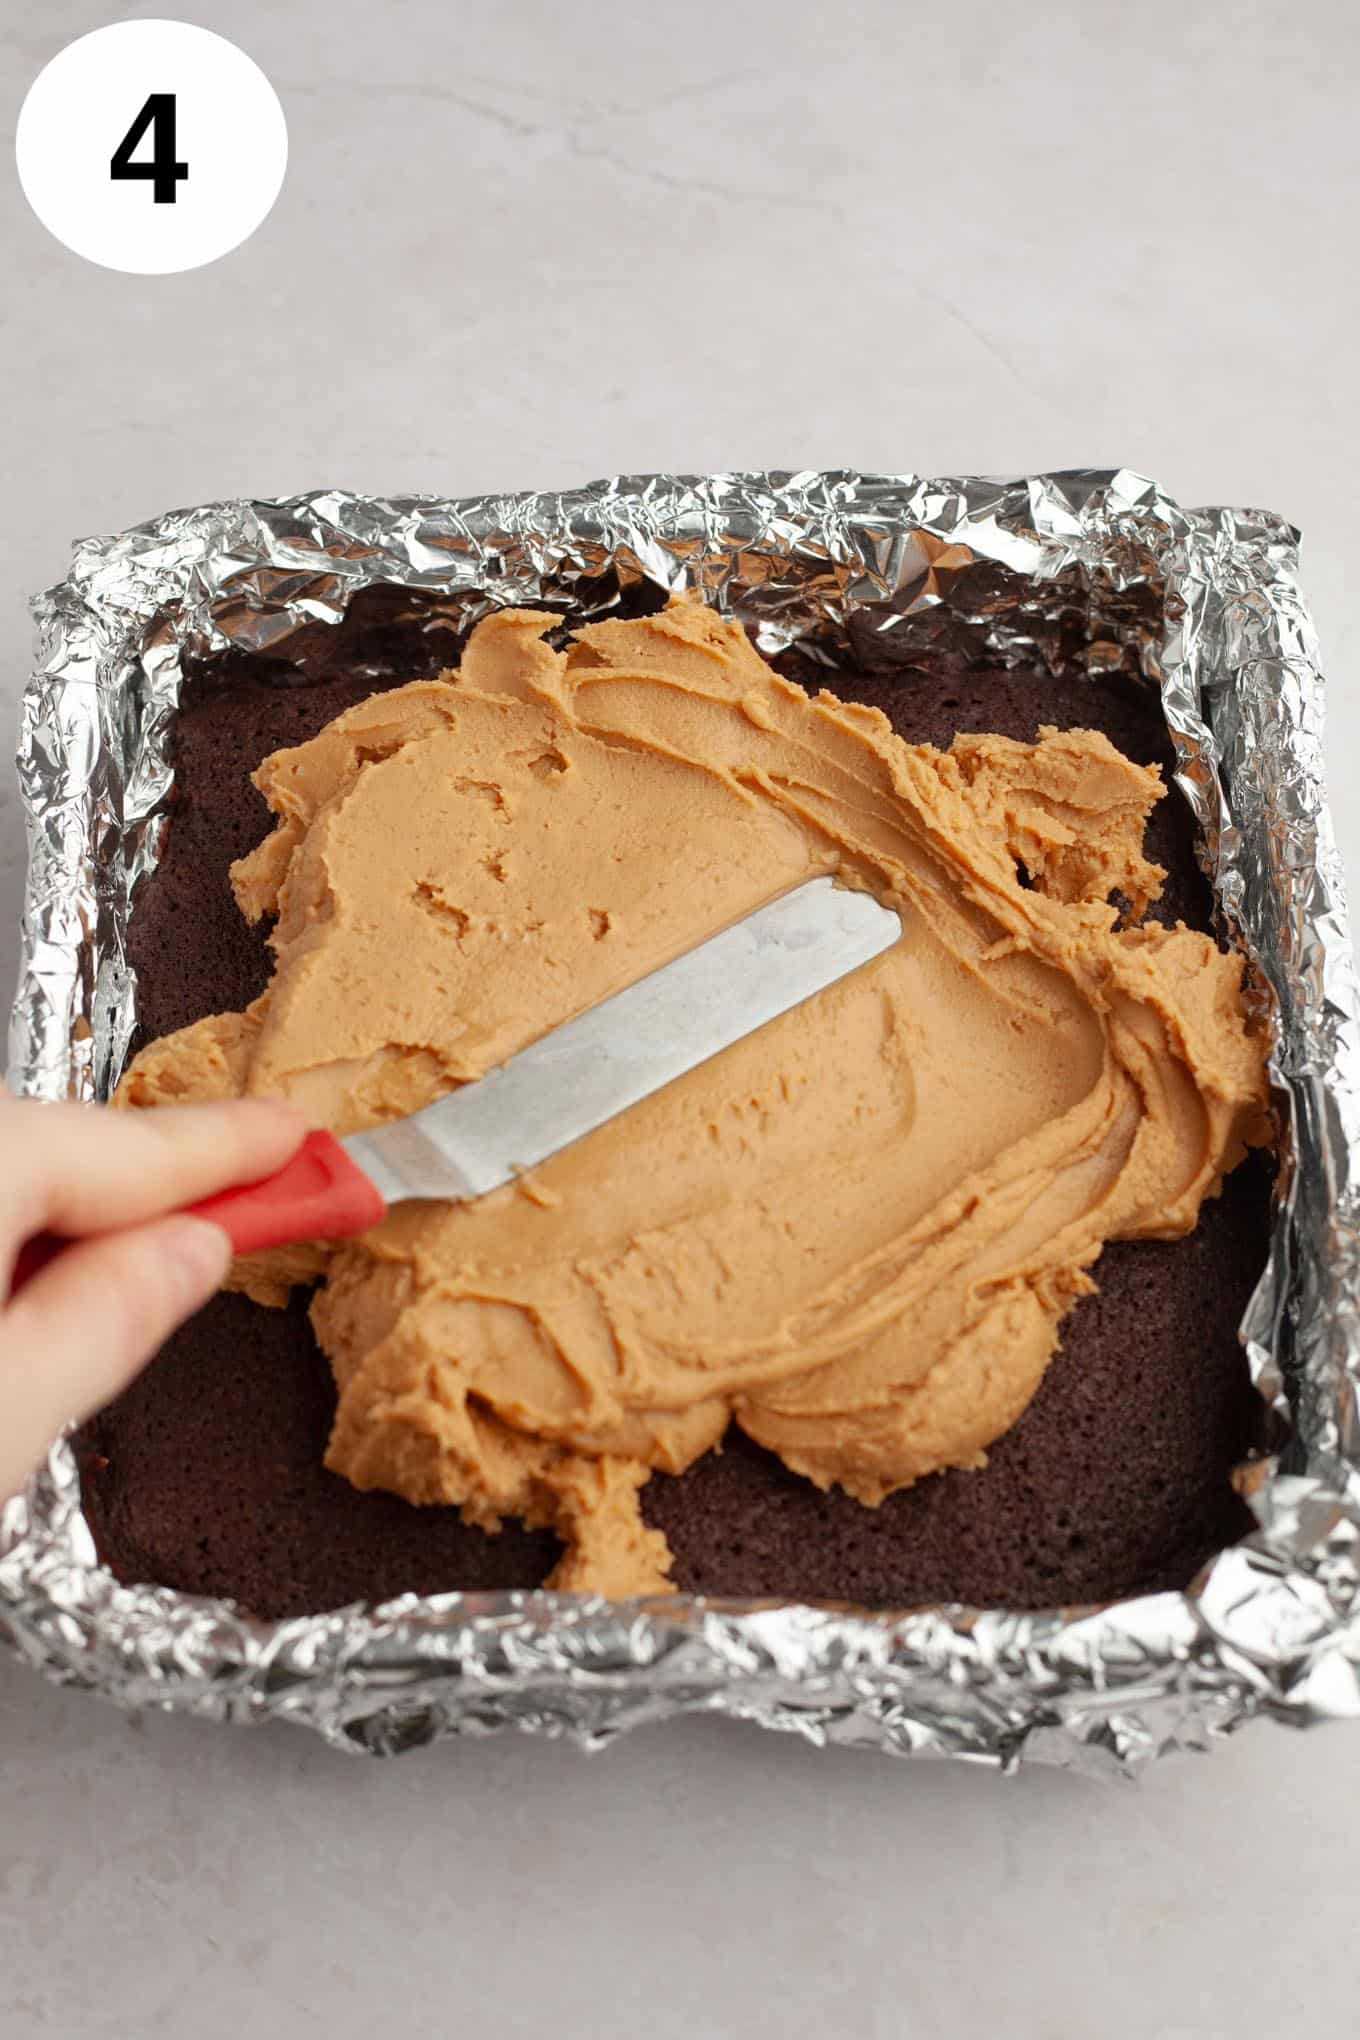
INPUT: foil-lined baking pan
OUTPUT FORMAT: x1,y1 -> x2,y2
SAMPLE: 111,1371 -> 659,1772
5,469 -> 1358,1775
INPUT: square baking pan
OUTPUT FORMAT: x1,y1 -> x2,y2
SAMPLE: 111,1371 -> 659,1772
5,469 -> 1358,1774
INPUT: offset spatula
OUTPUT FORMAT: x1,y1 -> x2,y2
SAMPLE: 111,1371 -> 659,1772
14,878 -> 900,1284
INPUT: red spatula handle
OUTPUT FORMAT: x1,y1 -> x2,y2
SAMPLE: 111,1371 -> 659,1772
184,1129 -> 386,1256
8,1131 -> 386,1299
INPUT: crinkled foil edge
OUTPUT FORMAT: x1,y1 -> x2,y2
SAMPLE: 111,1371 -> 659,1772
6,469 -> 1360,1775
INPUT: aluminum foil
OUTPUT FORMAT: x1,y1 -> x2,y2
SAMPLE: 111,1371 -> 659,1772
5,468 -> 1359,1776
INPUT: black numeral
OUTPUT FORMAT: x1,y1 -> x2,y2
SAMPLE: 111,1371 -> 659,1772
110,94 -> 188,205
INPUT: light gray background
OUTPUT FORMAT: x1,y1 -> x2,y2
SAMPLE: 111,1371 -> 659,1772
3,4 -> 1358,2036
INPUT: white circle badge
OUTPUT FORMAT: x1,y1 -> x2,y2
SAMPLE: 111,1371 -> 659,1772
15,21 -> 288,275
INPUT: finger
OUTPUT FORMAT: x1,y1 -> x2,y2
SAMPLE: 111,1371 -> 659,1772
0,1095 -> 306,1247
0,1214 -> 230,1504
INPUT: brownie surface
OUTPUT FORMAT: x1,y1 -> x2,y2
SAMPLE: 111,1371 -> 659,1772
78,617 -> 1271,1618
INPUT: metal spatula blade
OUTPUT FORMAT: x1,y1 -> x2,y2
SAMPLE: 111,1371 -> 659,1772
11,878 -> 901,1295
342,876 -> 901,1205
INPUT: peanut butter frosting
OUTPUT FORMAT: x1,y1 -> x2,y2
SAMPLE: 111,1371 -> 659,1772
119,597 -> 1271,1595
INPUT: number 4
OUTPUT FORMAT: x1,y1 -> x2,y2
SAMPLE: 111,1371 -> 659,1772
110,94 -> 188,205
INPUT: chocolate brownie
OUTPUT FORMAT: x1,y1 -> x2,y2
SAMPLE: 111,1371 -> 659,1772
77,601 -> 1272,1617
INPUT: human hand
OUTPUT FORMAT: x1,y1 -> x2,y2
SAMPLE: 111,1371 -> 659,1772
1,1088 -> 305,1503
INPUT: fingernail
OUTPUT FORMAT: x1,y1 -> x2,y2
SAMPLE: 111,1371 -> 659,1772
162,1215 -> 233,1294
246,1093 -> 308,1128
